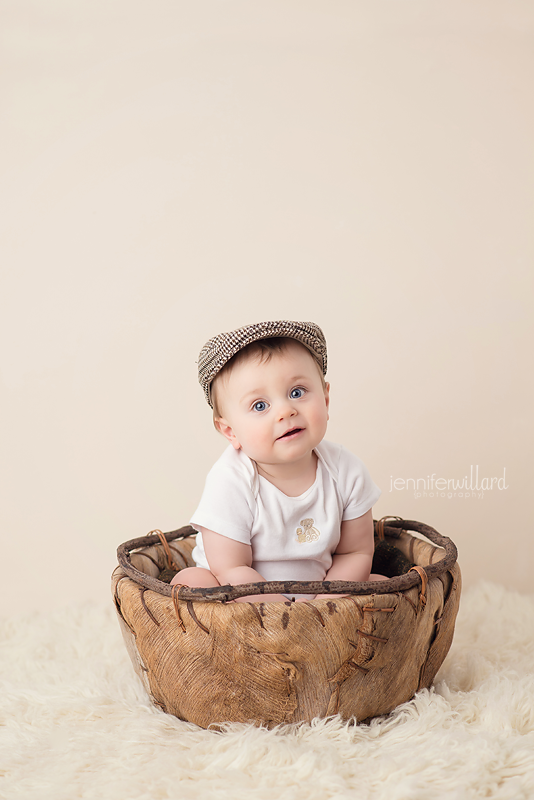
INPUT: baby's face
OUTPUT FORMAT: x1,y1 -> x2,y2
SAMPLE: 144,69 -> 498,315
214,341 -> 330,471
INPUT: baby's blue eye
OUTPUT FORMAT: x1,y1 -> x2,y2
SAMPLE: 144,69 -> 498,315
253,401 -> 267,412
290,388 -> 305,399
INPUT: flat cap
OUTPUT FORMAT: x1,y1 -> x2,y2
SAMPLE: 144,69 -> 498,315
198,320 -> 327,407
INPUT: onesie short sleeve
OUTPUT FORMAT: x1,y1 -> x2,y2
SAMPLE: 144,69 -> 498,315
315,441 -> 381,521
189,446 -> 257,545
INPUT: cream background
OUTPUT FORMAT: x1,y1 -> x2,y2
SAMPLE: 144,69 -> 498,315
1,1 -> 532,615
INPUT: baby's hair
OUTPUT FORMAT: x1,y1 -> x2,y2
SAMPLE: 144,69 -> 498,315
211,337 -> 326,424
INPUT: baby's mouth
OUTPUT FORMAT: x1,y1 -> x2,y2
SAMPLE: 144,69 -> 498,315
277,427 -> 304,440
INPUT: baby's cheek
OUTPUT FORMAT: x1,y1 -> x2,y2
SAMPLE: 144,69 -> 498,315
310,407 -> 328,429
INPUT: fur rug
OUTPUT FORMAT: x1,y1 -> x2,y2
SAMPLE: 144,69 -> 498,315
1,582 -> 533,800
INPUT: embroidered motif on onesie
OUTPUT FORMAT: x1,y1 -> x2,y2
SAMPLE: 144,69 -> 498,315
296,518 -> 321,543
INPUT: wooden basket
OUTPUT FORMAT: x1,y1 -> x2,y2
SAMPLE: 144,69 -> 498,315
112,518 -> 460,729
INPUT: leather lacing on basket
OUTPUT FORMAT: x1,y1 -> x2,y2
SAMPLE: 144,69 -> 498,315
156,526 -> 211,636
408,565 -> 428,610
154,529 -> 179,571
377,517 -> 428,609
375,515 -> 404,541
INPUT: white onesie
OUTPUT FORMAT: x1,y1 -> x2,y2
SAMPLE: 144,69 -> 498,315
190,440 -> 381,588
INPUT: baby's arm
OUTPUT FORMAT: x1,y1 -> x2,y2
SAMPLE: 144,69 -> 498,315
201,528 -> 288,603
327,509 -> 375,581
313,509 -> 375,600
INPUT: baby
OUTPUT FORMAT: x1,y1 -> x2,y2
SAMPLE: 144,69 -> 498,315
171,320 -> 382,602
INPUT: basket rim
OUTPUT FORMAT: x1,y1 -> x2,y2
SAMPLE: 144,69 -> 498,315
116,518 -> 458,602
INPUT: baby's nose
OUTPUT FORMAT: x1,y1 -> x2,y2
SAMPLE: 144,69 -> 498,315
276,399 -> 297,420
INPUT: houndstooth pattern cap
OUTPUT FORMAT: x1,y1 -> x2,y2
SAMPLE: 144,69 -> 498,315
198,320 -> 327,407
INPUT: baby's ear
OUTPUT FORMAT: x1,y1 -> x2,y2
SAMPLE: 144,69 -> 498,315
324,382 -> 330,417
214,418 -> 241,450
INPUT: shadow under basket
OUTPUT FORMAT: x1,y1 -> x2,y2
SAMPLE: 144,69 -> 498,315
112,518 -> 461,729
